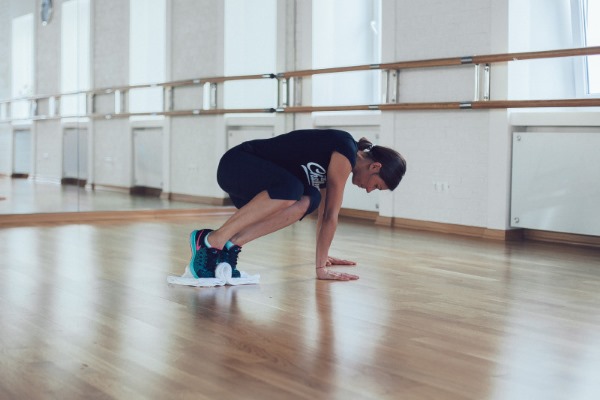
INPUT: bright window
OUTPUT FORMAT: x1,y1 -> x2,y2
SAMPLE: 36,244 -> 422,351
11,13 -> 34,121
312,0 -> 381,107
129,0 -> 166,116
61,0 -> 91,117
224,0 -> 277,110
582,0 -> 600,94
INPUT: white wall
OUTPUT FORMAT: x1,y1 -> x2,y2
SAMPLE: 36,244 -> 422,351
34,0 -> 62,181
377,0 -> 510,229
1,0 -> 597,236
169,0 -> 226,198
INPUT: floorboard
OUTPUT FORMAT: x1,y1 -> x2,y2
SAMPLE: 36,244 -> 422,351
1,215 -> 600,399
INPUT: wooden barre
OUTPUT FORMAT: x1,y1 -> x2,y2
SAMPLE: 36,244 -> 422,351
3,46 -> 600,104
281,98 -> 600,113
2,98 -> 600,122
280,46 -> 600,78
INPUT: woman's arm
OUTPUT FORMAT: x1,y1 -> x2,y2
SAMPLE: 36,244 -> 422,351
315,152 -> 359,281
317,188 -> 356,267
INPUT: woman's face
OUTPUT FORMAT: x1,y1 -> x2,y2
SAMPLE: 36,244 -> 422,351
352,162 -> 389,193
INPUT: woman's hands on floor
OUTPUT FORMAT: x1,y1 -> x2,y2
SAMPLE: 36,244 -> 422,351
317,256 -> 359,280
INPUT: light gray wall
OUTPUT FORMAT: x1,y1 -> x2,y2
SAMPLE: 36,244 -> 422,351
36,0 -> 61,95
35,0 -> 63,181
167,0 -> 226,198
171,0 -> 224,79
377,0 -> 507,228
94,0 -> 129,88
91,0 -> 130,188
34,120 -> 62,180
93,118 -> 131,187
0,0 -> 595,235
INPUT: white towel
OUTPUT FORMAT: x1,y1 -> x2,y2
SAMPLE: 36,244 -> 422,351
167,262 -> 260,287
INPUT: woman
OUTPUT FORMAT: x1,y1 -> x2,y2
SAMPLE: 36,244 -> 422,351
188,129 -> 406,281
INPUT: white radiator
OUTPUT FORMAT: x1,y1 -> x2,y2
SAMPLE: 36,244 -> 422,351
511,131 -> 600,236
13,129 -> 31,175
133,127 -> 163,189
63,128 -> 87,180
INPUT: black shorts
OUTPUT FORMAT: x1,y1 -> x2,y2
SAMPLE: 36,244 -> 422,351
217,143 -> 321,218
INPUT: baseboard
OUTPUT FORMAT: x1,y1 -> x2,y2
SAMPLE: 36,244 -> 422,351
61,178 -> 87,187
374,216 -> 393,226
168,192 -> 233,206
0,207 -> 236,227
482,228 -> 524,241
338,208 -> 378,221
388,217 -> 527,241
130,186 -> 162,197
383,216 -> 599,247
523,229 -> 600,248
91,184 -> 131,194
391,217 -> 487,238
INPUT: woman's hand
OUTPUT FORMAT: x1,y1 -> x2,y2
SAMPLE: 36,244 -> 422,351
326,256 -> 356,266
316,267 -> 359,281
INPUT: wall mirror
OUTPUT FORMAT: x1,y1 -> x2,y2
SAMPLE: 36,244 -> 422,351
0,0 -> 384,220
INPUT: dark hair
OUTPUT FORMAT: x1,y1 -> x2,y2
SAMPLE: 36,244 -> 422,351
357,137 -> 406,191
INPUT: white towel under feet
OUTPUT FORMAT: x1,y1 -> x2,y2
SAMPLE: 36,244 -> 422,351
167,262 -> 260,287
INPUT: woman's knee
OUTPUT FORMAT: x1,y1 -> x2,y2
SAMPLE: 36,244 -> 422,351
297,189 -> 321,220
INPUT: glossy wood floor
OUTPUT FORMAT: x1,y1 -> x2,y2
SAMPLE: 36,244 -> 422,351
1,215 -> 600,400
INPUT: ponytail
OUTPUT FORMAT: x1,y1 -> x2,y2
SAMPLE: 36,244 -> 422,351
358,137 -> 407,191
357,137 -> 374,151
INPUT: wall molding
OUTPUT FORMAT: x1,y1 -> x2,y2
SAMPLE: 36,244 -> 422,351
168,193 -> 232,206
0,207 -> 236,227
522,229 -> 600,248
373,215 -> 599,248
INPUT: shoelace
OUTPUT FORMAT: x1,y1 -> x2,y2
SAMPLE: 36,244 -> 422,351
194,247 -> 220,272
223,246 -> 241,269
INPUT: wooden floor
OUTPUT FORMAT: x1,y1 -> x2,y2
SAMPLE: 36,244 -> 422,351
1,215 -> 600,400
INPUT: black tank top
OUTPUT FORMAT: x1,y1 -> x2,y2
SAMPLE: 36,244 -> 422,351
244,129 -> 358,190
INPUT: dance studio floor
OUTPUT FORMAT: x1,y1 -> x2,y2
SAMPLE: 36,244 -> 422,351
1,189 -> 600,398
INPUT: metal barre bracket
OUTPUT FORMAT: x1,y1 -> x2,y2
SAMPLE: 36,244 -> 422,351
381,69 -> 399,104
473,64 -> 491,102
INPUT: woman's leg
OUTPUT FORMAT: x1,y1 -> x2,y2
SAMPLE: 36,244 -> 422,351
211,145 -> 310,249
208,192 -> 311,248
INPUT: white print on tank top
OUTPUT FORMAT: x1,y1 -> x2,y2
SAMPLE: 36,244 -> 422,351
301,162 -> 326,188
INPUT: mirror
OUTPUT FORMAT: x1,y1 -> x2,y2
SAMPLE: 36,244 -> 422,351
0,0 -> 381,220
0,0 -> 230,217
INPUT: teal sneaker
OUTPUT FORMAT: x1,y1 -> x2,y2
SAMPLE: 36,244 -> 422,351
188,229 -> 221,278
221,244 -> 242,278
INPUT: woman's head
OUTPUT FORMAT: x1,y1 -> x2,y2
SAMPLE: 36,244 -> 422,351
353,137 -> 406,192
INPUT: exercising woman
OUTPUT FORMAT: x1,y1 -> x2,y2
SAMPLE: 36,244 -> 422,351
188,129 -> 406,281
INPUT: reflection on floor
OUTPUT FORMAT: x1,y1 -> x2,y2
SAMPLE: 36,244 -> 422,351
2,215 -> 600,399
0,176 -> 223,215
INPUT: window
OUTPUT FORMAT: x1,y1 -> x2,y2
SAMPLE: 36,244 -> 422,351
129,0 -> 166,116
11,13 -> 34,121
581,0 -> 600,94
312,0 -> 381,107
224,0 -> 277,110
61,0 -> 91,118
